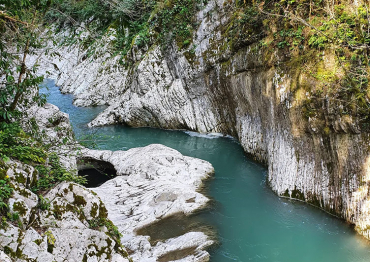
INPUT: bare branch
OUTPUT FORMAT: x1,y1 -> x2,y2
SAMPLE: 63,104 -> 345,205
257,3 -> 334,42
49,8 -> 78,27
0,10 -> 29,26
101,0 -> 145,19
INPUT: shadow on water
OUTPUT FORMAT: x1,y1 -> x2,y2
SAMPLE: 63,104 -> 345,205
42,80 -> 370,262
157,246 -> 198,262
136,212 -> 218,246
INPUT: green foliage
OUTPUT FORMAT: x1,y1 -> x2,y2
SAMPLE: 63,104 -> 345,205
0,122 -> 47,164
88,217 -> 122,242
7,212 -> 19,222
0,0 -> 49,122
246,0 -> 370,127
154,0 -> 203,47
44,230 -> 56,245
78,133 -> 98,148
307,5 -> 369,50
224,4 -> 265,51
0,122 -> 86,194
47,0 -> 155,58
0,118 -> 88,194
301,4 -> 370,124
0,118 -> 88,199
38,195 -> 51,210
33,153 -> 87,193
276,27 -> 305,49
47,0 -> 208,60
0,177 -> 13,213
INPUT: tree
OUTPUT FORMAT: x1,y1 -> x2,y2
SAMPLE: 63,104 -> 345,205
254,0 -> 370,124
0,0 -> 51,122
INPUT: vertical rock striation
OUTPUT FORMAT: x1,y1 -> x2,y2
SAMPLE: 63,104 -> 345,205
35,0 -> 370,240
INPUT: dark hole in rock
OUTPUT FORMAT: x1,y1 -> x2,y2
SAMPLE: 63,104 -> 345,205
136,213 -> 216,245
157,246 -> 198,262
77,158 -> 117,188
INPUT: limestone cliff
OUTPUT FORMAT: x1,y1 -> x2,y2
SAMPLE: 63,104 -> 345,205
35,0 -> 370,240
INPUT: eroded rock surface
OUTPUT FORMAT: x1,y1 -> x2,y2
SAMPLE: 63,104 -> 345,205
1,100 -> 215,261
0,250 -> 12,262
31,0 -> 370,241
0,161 -> 130,262
23,102 -> 78,171
80,144 -> 215,261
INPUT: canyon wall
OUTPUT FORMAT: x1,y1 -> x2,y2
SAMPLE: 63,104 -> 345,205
35,0 -> 370,239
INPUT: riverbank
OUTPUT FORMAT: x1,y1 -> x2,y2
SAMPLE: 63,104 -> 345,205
30,0 -> 370,241
0,85 -> 216,262
42,82 -> 370,261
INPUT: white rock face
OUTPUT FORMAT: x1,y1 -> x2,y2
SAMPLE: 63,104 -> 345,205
0,250 -> 12,262
24,102 -> 78,170
87,45 -> 219,132
81,144 -> 215,261
150,232 -> 212,262
0,160 -> 130,262
28,0 -> 370,244
2,90 -> 216,261
28,28 -> 127,107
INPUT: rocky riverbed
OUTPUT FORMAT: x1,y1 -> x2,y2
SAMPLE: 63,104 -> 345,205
0,102 -> 215,261
81,145 -> 215,261
28,0 -> 370,241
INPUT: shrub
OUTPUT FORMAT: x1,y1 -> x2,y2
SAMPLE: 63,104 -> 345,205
33,153 -> 87,193
0,176 -> 13,213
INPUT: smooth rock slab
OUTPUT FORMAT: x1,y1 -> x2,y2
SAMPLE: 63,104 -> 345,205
83,144 -> 215,261
0,250 -> 12,262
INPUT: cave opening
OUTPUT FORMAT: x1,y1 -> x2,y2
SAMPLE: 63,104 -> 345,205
77,158 -> 117,188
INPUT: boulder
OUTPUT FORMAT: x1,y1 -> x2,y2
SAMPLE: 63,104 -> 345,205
82,144 -> 215,261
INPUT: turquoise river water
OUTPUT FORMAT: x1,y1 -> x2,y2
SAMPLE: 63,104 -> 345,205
41,79 -> 370,262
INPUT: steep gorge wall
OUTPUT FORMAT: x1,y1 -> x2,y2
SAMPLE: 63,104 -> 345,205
36,0 -> 370,239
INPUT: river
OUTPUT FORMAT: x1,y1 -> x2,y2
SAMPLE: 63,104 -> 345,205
41,79 -> 370,262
